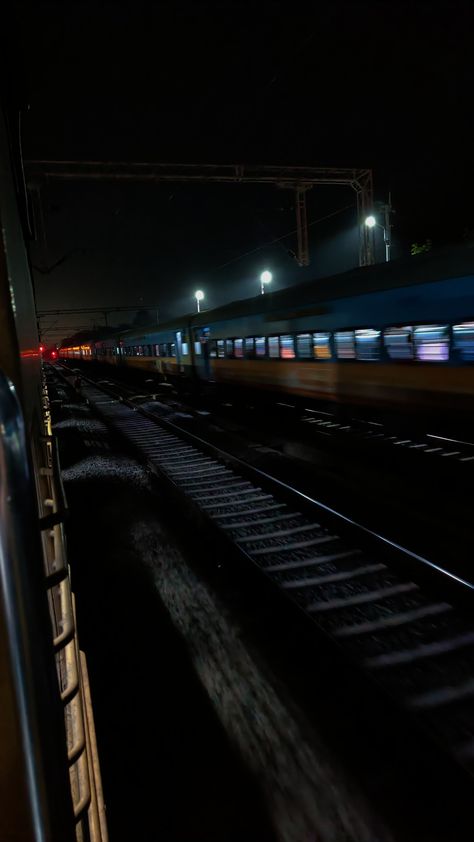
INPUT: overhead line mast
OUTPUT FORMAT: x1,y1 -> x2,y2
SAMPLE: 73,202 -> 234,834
26,161 -> 374,268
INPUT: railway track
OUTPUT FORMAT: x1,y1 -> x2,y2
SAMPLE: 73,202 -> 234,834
55,365 -> 474,778
299,407 -> 474,466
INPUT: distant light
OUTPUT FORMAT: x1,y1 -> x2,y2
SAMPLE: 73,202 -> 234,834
194,289 -> 205,313
260,270 -> 272,284
365,215 -> 377,228
39,345 -> 44,353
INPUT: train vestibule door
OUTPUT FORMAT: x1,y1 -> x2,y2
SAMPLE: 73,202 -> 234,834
192,326 -> 211,379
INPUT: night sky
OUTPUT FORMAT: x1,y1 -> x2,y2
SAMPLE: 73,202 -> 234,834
6,1 -> 474,340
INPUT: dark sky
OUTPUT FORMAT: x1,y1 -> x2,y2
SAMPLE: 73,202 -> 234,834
6,1 -> 474,339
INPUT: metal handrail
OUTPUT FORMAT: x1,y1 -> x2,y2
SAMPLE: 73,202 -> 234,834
39,368 -> 108,842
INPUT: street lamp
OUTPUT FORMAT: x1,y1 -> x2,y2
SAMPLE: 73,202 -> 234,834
260,270 -> 272,295
364,195 -> 393,262
194,289 -> 204,313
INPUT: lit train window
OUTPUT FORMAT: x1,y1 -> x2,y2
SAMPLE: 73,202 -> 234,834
414,325 -> 449,362
280,335 -> 295,359
268,336 -> 279,358
217,340 -> 225,358
313,332 -> 332,359
155,344 -> 160,356
355,329 -> 381,361
182,342 -> 189,355
170,343 -> 176,357
335,331 -> 355,359
384,327 -> 413,360
453,323 -> 474,361
255,337 -> 266,357
296,333 -> 312,359
234,339 -> 244,358
245,337 -> 255,356
226,339 -> 234,357
209,340 -> 217,358
194,342 -> 202,355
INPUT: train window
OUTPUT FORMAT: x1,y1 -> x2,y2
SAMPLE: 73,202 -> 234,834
245,337 -> 255,357
268,336 -> 279,358
234,338 -> 244,358
209,341 -> 218,358
355,329 -> 381,361
194,341 -> 202,355
313,332 -> 332,359
452,323 -> 474,361
182,342 -> 189,355
170,343 -> 177,357
280,335 -> 295,359
384,327 -> 413,360
217,340 -> 225,358
414,325 -> 449,361
226,339 -> 234,358
335,331 -> 355,359
255,336 -> 266,357
159,343 -> 166,356
296,333 -> 312,359
154,344 -> 160,356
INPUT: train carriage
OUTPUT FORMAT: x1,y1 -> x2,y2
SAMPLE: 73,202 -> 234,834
188,248 -> 474,419
0,106 -> 107,841
60,244 -> 474,423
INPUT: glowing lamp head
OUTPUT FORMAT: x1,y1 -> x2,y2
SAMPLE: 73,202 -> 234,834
260,270 -> 272,285
365,215 -> 377,229
39,344 -> 45,353
195,290 -> 204,302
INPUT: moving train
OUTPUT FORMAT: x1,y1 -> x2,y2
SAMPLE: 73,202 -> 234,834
60,245 -> 474,422
0,108 -> 106,840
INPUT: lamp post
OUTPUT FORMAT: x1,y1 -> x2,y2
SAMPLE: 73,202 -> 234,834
260,270 -> 272,295
194,289 -> 204,313
365,195 -> 392,262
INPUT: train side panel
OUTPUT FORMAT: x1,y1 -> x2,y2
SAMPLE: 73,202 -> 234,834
0,110 -> 40,433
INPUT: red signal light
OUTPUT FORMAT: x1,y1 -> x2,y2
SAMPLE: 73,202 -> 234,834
51,351 -> 57,358
39,344 -> 45,353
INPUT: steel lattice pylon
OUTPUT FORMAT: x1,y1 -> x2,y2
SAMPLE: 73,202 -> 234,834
26,161 -> 375,268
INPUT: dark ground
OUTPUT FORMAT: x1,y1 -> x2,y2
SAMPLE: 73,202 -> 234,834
49,372 -> 474,842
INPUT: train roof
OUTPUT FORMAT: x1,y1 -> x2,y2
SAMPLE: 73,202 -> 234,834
192,242 -> 474,326
61,242 -> 474,347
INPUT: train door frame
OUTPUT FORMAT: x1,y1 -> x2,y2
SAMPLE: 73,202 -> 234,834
191,326 -> 211,379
